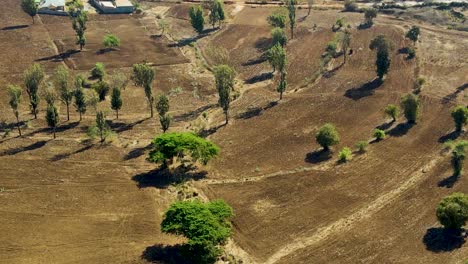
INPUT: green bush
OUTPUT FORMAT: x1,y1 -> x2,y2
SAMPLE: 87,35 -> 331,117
103,34 -> 121,49
316,123 -> 340,151
338,147 -> 352,162
271,27 -> 287,46
91,62 -> 105,81
407,46 -> 415,59
451,106 -> 468,133
436,192 -> 468,230
92,81 -> 110,101
373,129 -> 386,141
355,141 -> 368,153
326,41 -> 337,56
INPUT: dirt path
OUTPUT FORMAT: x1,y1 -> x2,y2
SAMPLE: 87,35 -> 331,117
263,149 -> 444,264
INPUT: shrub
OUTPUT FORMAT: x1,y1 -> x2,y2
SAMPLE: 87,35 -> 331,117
451,140 -> 468,176
326,41 -> 337,57
451,106 -> 468,133
355,141 -> 368,153
92,81 -> 110,101
338,147 -> 352,162
373,129 -> 386,141
344,0 -> 358,12
316,123 -> 340,151
271,27 -> 287,46
407,46 -> 415,59
384,104 -> 399,122
103,34 -> 120,49
91,62 -> 105,81
401,93 -> 420,124
436,192 -> 468,230
267,13 -> 286,28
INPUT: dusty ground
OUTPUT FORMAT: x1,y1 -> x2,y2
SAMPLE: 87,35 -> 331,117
0,0 -> 467,263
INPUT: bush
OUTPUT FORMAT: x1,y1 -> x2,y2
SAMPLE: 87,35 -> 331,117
91,62 -> 105,81
344,0 -> 358,11
407,46 -> 415,59
401,93 -> 420,124
103,34 -> 120,49
384,104 -> 399,122
338,147 -> 352,162
92,81 -> 110,101
271,27 -> 287,46
436,192 -> 468,230
452,106 -> 468,133
316,123 -> 340,151
355,141 -> 368,153
373,129 -> 386,141
326,41 -> 337,57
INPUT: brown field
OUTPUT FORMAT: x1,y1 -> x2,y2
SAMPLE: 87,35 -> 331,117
1,0 -> 467,263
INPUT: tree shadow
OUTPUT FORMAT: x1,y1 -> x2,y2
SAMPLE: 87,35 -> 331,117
198,123 -> 226,138
376,120 -> 394,131
438,130 -> 461,143
422,228 -> 466,252
96,48 -> 117,55
323,62 -> 344,78
438,173 -> 460,188
35,49 -> 80,62
242,56 -> 267,66
344,78 -> 382,100
358,22 -> 372,30
132,165 -> 207,189
50,144 -> 93,161
254,37 -> 272,52
0,140 -> 49,156
237,101 -> 278,120
110,118 -> 148,133
168,29 -> 216,48
305,149 -> 332,164
387,122 -> 414,137
245,72 -> 273,84
1,25 -> 29,30
141,244 -> 186,264
173,104 -> 217,123
441,83 -> 468,104
123,144 -> 152,160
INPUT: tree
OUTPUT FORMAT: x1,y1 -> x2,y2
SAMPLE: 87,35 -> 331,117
24,63 -> 44,119
267,13 -> 286,29
92,81 -> 110,101
307,0 -> 314,16
161,200 -> 233,263
271,27 -> 287,47
111,88 -> 123,119
451,106 -> 468,133
287,0 -> 297,39
103,34 -> 120,50
338,147 -> 352,162
132,63 -> 155,118
7,85 -> 23,136
110,70 -> 129,90
277,70 -> 287,100
189,5 -> 205,34
209,0 -> 225,28
406,26 -> 420,45
436,192 -> 468,231
21,0 -> 38,24
364,8 -> 377,27
148,132 -> 220,168
355,141 -> 368,153
344,0 -> 358,12
369,35 -> 392,52
46,104 -> 59,139
401,93 -> 420,124
74,86 -> 86,121
373,129 -> 386,141
92,62 -> 105,81
384,104 -> 399,122
156,95 -> 171,132
370,35 -> 392,80
266,43 -> 287,73
316,123 -> 340,151
214,65 -> 235,124
94,111 -> 110,142
43,86 -> 57,106
54,65 -> 73,121
338,29 -> 352,64
66,0 -> 84,16
451,141 -> 468,176
71,10 -> 88,51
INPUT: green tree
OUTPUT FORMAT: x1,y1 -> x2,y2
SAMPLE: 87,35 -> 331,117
156,95 -> 171,132
364,8 -> 377,27
103,34 -> 121,50
74,86 -> 86,121
160,114 -> 171,133
111,88 -> 123,119
46,103 -> 59,139
401,93 -> 420,124
344,0 -> 358,12
451,106 -> 468,133
271,27 -> 287,47
21,0 -> 38,24
43,86 -> 57,106
267,13 -> 286,28
94,111 -> 110,142
451,141 -> 468,176
287,0 -> 297,39
54,65 -> 73,121
338,29 -> 352,64
148,132 -> 220,168
436,192 -> 468,230
338,147 -> 352,162
66,0 -> 84,16
92,62 -> 105,81
189,5 -> 205,34
384,104 -> 399,122
406,26 -> 420,45
373,129 -> 386,141
132,63 -> 155,118
110,70 -> 129,90
355,141 -> 368,153
214,65 -> 235,124
24,63 -> 44,119
209,0 -> 225,28
369,35 -> 393,52
316,123 -> 340,151
370,35 -> 392,80
71,10 -> 88,51
161,200 -> 233,263
326,41 -> 337,57
7,85 -> 23,136
92,81 -> 110,101
277,70 -> 287,100
266,43 -> 287,73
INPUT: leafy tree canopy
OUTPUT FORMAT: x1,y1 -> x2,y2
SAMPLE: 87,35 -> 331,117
436,192 -> 468,230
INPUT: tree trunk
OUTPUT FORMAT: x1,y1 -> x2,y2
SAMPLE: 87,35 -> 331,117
66,103 -> 70,121
280,91 -> 283,100
34,110 -> 37,119
225,111 -> 229,125
79,112 -> 82,122
53,127 -> 56,139
343,48 -> 347,64
16,115 -> 22,136
116,110 -> 119,119
308,7 -> 311,16
32,16 -> 35,24
150,103 -> 154,118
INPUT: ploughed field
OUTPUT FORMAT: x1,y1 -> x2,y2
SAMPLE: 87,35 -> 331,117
0,0 -> 467,263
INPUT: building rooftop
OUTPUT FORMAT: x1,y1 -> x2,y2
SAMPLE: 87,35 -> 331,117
115,0 -> 133,7
39,0 -> 65,8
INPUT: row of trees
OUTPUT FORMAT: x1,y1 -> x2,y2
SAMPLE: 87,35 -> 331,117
189,0 -> 226,34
